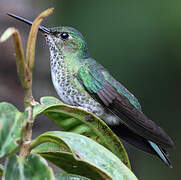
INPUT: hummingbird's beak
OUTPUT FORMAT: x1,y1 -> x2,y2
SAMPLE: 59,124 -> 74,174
7,13 -> 51,34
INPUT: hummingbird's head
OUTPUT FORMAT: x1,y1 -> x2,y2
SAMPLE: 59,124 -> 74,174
7,13 -> 89,58
45,26 -> 89,58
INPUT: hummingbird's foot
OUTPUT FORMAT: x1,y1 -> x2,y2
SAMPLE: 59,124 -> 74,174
77,106 -> 89,112
30,99 -> 40,106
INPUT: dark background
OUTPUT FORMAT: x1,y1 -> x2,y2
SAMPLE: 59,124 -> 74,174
0,0 -> 180,179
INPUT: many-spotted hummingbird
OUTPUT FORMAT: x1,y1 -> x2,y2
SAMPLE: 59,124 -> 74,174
8,13 -> 175,167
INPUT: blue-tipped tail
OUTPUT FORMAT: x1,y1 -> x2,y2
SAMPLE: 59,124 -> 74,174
148,141 -> 172,168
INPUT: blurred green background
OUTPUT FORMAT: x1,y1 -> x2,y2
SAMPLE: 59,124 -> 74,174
0,0 -> 180,179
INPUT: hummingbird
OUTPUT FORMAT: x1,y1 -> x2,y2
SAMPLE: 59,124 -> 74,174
7,13 -> 175,167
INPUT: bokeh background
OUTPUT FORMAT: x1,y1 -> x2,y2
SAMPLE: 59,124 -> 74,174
0,0 -> 180,179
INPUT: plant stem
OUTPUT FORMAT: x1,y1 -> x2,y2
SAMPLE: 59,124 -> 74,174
1,8 -> 53,157
17,8 -> 54,157
19,82 -> 34,156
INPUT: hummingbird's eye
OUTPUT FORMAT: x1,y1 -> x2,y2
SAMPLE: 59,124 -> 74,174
60,32 -> 69,40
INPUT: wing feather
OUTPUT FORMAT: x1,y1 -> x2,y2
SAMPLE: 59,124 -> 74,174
77,64 -> 174,148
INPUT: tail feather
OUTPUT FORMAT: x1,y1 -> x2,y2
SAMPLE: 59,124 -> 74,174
148,141 -> 172,168
109,123 -> 173,167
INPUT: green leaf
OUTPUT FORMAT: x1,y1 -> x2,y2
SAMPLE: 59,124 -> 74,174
33,96 -> 130,168
55,173 -> 90,180
0,164 -> 3,176
33,96 -> 63,118
32,143 -> 103,179
3,153 -> 55,180
0,102 -> 26,157
31,131 -> 138,180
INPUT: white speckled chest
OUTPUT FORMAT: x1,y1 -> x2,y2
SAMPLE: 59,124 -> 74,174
46,35 -> 119,125
47,36 -> 103,115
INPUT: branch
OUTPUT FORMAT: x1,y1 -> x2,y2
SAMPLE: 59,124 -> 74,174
20,8 -> 54,156
0,8 -> 54,157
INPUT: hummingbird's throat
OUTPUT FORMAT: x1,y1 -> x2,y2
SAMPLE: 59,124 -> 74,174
45,35 -> 63,54
45,35 -> 65,74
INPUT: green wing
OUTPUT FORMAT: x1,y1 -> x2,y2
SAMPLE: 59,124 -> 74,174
77,62 -> 174,148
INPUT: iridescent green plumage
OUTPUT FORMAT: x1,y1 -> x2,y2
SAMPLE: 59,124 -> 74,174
7,13 -> 175,167
78,61 -> 141,110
